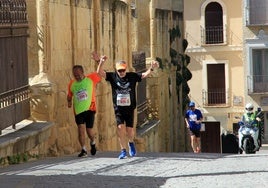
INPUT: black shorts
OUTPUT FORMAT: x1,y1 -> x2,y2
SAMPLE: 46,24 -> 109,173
75,110 -> 96,128
115,107 -> 134,127
188,129 -> 201,138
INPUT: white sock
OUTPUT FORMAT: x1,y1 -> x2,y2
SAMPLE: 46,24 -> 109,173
82,146 -> 87,151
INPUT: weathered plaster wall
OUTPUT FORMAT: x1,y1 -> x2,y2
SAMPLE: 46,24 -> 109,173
26,0 -> 184,156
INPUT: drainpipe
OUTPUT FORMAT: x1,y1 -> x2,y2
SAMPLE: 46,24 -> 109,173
92,0 -> 100,52
70,0 -> 77,67
149,1 -> 156,59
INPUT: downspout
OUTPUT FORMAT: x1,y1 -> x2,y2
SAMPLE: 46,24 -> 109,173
92,0 -> 100,52
149,0 -> 156,59
70,0 -> 77,67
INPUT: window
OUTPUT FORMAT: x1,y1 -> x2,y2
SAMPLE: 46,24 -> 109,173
205,2 -> 223,44
246,0 -> 268,26
246,30 -> 268,93
201,0 -> 226,45
250,49 -> 268,92
202,61 -> 229,106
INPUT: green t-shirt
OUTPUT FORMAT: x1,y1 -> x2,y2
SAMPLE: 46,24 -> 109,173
71,77 -> 93,115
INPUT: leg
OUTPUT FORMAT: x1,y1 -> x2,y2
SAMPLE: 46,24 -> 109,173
195,131 -> 201,153
117,124 -> 127,150
75,112 -> 86,150
190,135 -> 197,152
77,124 -> 88,157
127,126 -> 136,156
125,110 -> 136,157
78,124 -> 86,149
196,137 -> 201,153
86,128 -> 95,144
117,124 -> 127,159
253,129 -> 259,151
85,111 -> 97,155
86,127 -> 97,155
126,126 -> 134,142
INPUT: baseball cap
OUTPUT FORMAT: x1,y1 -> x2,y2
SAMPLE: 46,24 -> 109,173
189,101 -> 195,107
116,61 -> 127,70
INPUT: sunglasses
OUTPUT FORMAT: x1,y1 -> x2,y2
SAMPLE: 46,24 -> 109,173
118,69 -> 126,73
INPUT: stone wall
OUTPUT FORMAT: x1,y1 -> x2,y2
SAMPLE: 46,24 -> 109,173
26,0 -> 184,156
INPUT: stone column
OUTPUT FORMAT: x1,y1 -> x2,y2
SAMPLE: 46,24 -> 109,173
30,1 -> 56,122
36,0 -> 49,74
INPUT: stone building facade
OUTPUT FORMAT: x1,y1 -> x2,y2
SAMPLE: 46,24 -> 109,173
242,0 -> 268,144
184,0 -> 244,137
25,0 -> 186,157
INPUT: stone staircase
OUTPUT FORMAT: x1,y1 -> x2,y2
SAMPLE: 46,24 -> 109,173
0,120 -> 53,165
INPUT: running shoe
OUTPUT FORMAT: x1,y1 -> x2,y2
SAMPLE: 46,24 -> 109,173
90,144 -> 97,155
118,149 -> 127,159
78,149 -> 87,157
128,142 -> 136,157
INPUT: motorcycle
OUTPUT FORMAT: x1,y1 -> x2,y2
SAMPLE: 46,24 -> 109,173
238,120 -> 260,154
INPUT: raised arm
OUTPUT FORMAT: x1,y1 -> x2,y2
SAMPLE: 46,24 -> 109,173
91,51 -> 107,79
97,56 -> 108,79
141,60 -> 159,79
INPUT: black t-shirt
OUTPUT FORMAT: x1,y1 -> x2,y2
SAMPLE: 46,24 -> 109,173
106,72 -> 142,110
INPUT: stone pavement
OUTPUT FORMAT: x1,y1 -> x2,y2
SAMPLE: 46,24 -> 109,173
0,149 -> 268,188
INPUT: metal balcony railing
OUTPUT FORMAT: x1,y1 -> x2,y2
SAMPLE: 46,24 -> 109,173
202,89 -> 230,106
201,25 -> 226,45
0,0 -> 28,26
247,75 -> 268,94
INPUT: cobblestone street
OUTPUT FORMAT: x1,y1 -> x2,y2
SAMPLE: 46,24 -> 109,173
0,149 -> 268,188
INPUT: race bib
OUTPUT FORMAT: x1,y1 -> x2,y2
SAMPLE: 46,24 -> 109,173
117,93 -> 131,106
76,89 -> 88,102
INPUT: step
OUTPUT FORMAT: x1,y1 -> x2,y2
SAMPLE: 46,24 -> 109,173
0,121 -> 54,158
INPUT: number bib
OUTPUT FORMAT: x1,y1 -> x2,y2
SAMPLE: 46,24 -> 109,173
76,90 -> 88,102
117,93 -> 131,106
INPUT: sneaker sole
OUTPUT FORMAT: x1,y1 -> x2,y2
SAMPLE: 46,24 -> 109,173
78,154 -> 88,158
129,150 -> 136,157
90,150 -> 97,156
119,156 -> 128,159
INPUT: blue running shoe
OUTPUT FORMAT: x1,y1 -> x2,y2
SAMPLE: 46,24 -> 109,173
118,149 -> 127,159
128,142 -> 136,157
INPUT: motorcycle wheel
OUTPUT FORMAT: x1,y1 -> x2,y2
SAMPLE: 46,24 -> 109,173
243,138 -> 250,154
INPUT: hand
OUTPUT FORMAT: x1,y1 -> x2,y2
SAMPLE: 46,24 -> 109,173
91,51 -> 100,62
195,120 -> 201,124
256,117 -> 261,122
150,60 -> 159,70
100,55 -> 108,62
67,101 -> 72,108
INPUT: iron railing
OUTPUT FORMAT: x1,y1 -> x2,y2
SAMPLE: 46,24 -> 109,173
132,51 -> 148,128
247,75 -> 268,94
202,89 -> 230,106
0,0 -> 29,134
0,86 -> 30,134
201,25 -> 226,45
0,0 -> 27,26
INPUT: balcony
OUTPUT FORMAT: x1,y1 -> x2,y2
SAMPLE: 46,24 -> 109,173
200,25 -> 226,45
202,89 -> 230,107
247,75 -> 268,94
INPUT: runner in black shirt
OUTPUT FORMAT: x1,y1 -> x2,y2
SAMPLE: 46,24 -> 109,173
93,52 -> 158,159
